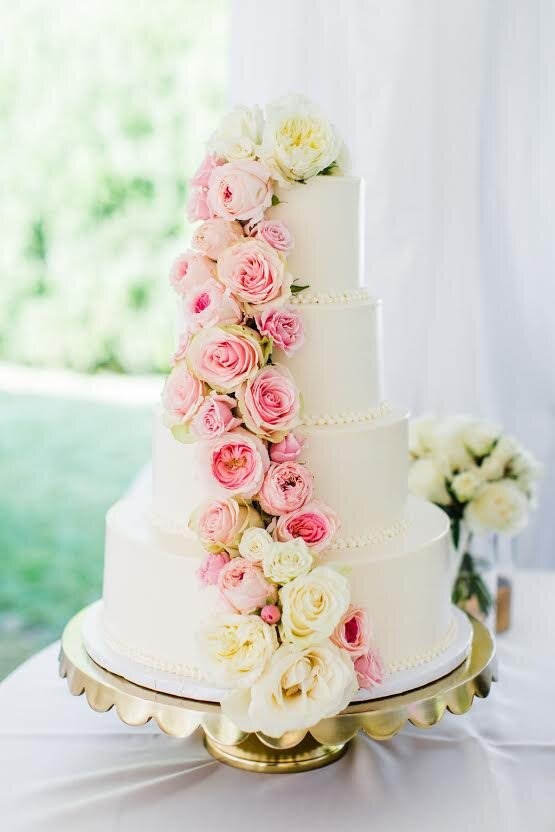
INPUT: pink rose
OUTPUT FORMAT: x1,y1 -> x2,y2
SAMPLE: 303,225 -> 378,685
274,500 -> 340,552
256,307 -> 305,356
261,604 -> 281,624
191,154 -> 223,188
207,160 -> 273,223
237,364 -> 300,442
201,428 -> 270,498
197,551 -> 230,586
171,331 -> 192,366
187,325 -> 264,393
354,647 -> 385,690
217,557 -> 277,614
169,251 -> 215,296
249,219 -> 294,253
192,219 -> 244,260
257,462 -> 313,515
331,605 -> 370,659
187,187 -> 212,222
269,432 -> 305,463
161,361 -> 205,427
182,279 -> 242,331
191,496 -> 262,550
190,392 -> 242,439
217,239 -> 291,310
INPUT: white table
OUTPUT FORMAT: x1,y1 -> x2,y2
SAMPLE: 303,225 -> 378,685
1,571 -> 554,832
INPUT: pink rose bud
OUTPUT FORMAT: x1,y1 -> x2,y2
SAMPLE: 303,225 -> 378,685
355,647 -> 385,690
261,604 -> 281,625
197,551 -> 230,586
269,432 -> 305,463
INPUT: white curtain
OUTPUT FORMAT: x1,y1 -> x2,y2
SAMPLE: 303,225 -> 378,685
230,0 -> 554,567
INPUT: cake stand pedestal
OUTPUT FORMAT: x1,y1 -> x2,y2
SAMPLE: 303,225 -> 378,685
59,606 -> 497,774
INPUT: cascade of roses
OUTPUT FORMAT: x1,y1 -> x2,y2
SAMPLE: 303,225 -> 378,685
161,97 -> 384,737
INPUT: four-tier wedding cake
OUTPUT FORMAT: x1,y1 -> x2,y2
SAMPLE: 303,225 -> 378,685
86,96 -> 472,738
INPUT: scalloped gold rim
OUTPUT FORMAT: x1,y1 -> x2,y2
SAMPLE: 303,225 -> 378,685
59,606 -> 497,771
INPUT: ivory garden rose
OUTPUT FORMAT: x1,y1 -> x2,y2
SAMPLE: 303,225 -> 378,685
256,307 -> 304,356
182,279 -> 242,331
187,325 -> 268,393
169,251 -> 216,296
237,364 -> 300,443
249,219 -> 294,253
218,557 -> 277,614
262,539 -> 313,585
238,527 -> 274,563
190,496 -> 263,552
161,361 -> 205,428
207,105 -> 263,162
217,238 -> 291,310
201,613 -> 277,688
207,160 -> 273,223
257,461 -> 313,515
192,218 -> 244,261
331,605 -> 370,659
279,566 -> 350,648
222,641 -> 357,737
201,428 -> 270,498
464,479 -> 529,536
274,500 -> 339,552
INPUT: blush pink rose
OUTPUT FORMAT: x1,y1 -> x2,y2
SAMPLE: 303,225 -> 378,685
237,364 -> 300,442
161,361 -> 205,426
171,331 -> 192,366
187,325 -> 264,393
187,187 -> 212,222
331,605 -> 371,659
191,154 -> 223,188
207,159 -> 273,223
190,392 -> 242,439
192,219 -> 244,260
257,462 -> 313,515
201,428 -> 270,498
217,557 -> 277,614
191,496 -> 262,550
197,551 -> 230,586
274,500 -> 340,552
269,432 -> 305,463
182,279 -> 242,331
249,219 -> 294,253
217,238 -> 291,310
354,647 -> 385,689
261,604 -> 281,624
256,307 -> 305,356
169,251 -> 215,296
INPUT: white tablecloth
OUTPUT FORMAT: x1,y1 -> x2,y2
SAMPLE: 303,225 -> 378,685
1,570 -> 554,832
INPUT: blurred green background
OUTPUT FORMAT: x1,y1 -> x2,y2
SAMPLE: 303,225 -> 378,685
0,0 -> 229,677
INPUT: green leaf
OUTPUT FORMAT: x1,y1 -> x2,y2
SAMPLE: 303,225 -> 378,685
271,194 -> 281,206
291,283 -> 309,295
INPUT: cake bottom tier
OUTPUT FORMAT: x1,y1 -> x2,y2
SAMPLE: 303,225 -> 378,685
100,496 -> 463,695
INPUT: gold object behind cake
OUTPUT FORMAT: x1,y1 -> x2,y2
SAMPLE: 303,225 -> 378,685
59,605 -> 497,773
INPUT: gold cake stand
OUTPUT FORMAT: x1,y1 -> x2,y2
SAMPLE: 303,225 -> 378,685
59,606 -> 497,774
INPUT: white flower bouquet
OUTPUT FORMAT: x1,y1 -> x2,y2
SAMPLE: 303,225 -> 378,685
409,415 -> 541,617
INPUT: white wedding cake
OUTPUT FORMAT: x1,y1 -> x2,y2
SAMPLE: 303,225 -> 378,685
88,97 -> 471,738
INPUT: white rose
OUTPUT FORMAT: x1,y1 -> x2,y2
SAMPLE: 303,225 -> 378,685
199,613 -> 277,688
408,458 -> 451,505
464,480 -> 529,536
239,527 -> 274,563
409,416 -> 442,458
208,105 -> 263,161
442,421 -> 475,473
480,436 -> 517,481
451,469 -> 482,503
263,539 -> 313,585
222,641 -> 358,737
260,94 -> 344,183
462,419 -> 501,458
279,566 -> 350,648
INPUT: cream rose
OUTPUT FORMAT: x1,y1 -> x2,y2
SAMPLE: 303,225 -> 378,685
263,539 -> 313,585
480,436 -> 518,481
464,479 -> 529,536
222,641 -> 357,737
462,420 -> 501,458
200,613 -> 277,688
260,94 -> 344,183
451,469 -> 482,503
408,458 -> 451,505
239,527 -> 274,563
207,105 -> 264,161
279,566 -> 350,648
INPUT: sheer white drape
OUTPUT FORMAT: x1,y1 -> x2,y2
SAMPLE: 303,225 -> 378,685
230,0 -> 554,567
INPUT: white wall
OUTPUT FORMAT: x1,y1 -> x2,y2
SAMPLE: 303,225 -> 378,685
230,0 -> 555,566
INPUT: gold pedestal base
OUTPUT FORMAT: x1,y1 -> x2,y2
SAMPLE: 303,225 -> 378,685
59,606 -> 497,774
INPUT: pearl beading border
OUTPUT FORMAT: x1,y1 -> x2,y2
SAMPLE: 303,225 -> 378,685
329,514 -> 410,550
301,400 -> 392,428
385,617 -> 458,674
291,288 -> 372,305
150,507 -> 194,539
